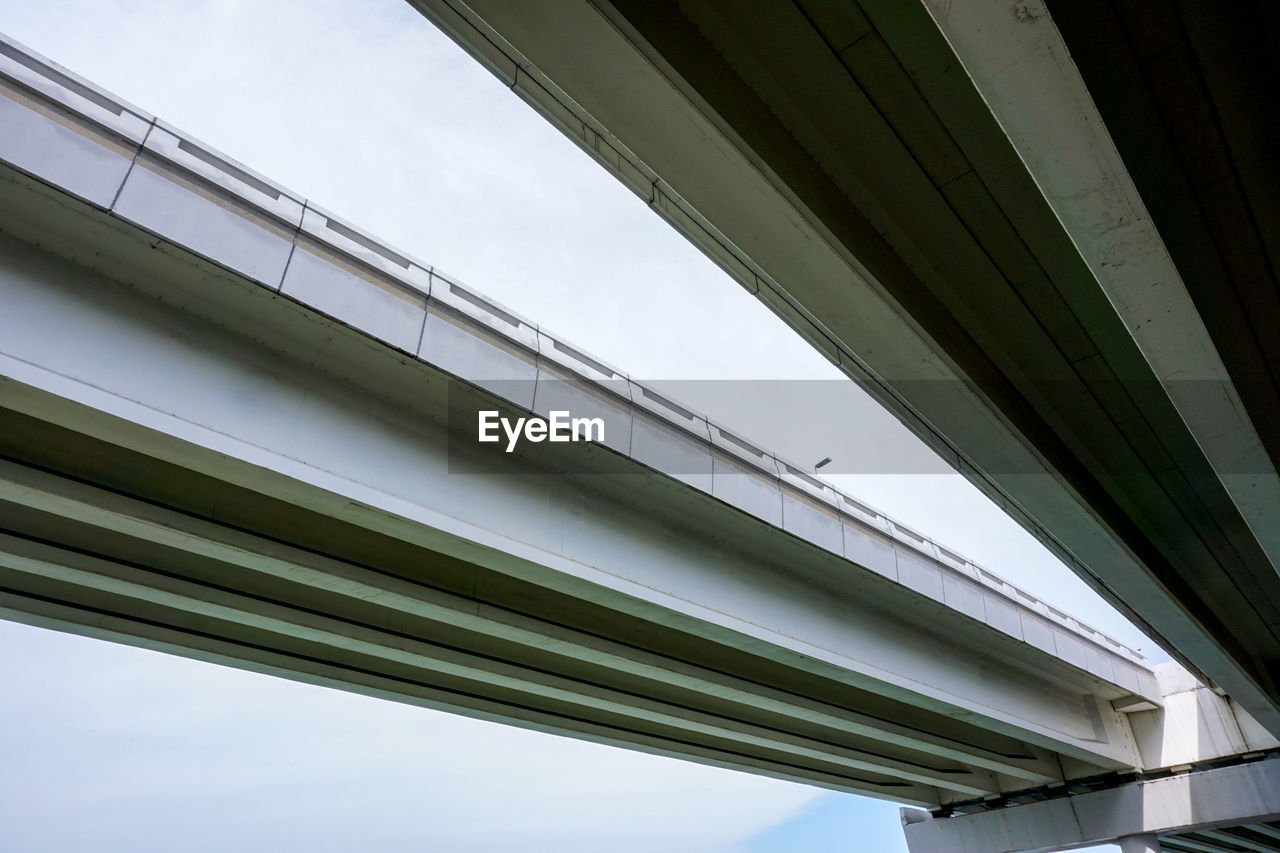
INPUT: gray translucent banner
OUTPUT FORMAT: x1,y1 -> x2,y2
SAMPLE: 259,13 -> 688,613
446,378 -> 1275,477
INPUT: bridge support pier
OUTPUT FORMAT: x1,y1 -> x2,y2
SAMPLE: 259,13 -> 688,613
900,755 -> 1280,853
1118,834 -> 1162,853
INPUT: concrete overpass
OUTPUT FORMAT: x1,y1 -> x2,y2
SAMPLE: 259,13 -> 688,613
399,0 -> 1280,752
0,33 -> 1167,808
0,27 -> 1275,847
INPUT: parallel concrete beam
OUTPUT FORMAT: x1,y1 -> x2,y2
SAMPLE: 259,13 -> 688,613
0,31 -> 1170,807
392,0 -> 1280,734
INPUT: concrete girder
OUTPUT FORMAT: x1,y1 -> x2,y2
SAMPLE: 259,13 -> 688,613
0,460 -> 1007,799
0,20 -> 1277,849
11,30 -> 1271,814
394,0 -> 1280,735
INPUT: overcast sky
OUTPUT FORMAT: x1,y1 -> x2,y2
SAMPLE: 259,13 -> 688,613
0,1 -> 1138,850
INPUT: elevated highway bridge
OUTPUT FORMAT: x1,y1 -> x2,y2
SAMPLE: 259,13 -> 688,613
401,0 -> 1280,744
0,27 -> 1276,850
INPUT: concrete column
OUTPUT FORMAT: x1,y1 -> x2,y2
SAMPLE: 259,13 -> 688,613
1118,835 -> 1162,853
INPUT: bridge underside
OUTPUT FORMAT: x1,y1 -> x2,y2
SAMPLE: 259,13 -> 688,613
404,0 -> 1280,738
0,148 -> 1145,808
6,18 -> 1276,824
